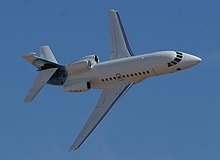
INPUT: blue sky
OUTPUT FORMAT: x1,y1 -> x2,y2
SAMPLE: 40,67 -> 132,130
0,0 -> 220,159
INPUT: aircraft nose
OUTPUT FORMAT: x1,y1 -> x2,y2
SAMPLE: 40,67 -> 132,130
182,53 -> 202,68
190,55 -> 202,65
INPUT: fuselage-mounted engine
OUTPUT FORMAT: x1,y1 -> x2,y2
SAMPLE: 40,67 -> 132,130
66,54 -> 99,74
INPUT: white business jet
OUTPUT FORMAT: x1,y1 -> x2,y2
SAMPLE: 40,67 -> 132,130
22,10 -> 201,151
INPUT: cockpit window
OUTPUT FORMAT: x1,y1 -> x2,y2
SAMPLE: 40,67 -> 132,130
171,61 -> 177,65
174,58 -> 181,62
176,52 -> 183,55
168,62 -> 173,67
177,54 -> 183,58
167,52 -> 183,67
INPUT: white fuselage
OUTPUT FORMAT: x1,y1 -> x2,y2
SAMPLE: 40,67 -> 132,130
64,51 -> 201,90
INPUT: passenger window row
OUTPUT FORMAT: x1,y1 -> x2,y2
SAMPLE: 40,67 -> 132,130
167,52 -> 183,67
101,71 -> 150,82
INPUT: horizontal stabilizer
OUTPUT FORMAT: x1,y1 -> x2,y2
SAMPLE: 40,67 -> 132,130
22,52 -> 38,64
24,68 -> 58,102
22,49 -> 61,71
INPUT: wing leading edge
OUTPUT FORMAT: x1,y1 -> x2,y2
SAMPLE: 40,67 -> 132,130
69,83 -> 133,151
109,10 -> 134,60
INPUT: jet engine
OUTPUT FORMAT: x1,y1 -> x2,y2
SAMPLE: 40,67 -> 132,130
82,55 -> 99,65
64,81 -> 91,92
66,55 -> 99,73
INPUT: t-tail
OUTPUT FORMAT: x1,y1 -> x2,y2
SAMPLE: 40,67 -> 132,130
22,46 -> 64,102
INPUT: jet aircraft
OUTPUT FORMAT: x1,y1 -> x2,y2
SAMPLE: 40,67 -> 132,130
22,10 -> 201,151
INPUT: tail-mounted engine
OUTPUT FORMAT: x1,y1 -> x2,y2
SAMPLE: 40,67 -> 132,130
66,55 -> 99,73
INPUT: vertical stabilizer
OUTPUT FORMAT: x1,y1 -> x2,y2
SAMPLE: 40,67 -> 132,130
40,46 -> 58,64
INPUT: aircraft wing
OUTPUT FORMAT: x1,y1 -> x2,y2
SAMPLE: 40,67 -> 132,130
23,68 -> 58,102
69,83 -> 133,151
109,10 -> 134,60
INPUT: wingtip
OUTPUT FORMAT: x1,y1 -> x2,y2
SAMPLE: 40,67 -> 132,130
23,95 -> 34,103
68,146 -> 78,152
109,9 -> 118,13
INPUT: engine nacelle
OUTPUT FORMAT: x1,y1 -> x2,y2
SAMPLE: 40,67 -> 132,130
64,81 -> 91,92
82,55 -> 99,65
67,60 -> 92,72
66,54 -> 99,73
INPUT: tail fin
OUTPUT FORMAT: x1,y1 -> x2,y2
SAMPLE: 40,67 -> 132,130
40,46 -> 58,64
22,46 -> 60,102
22,46 -> 61,71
